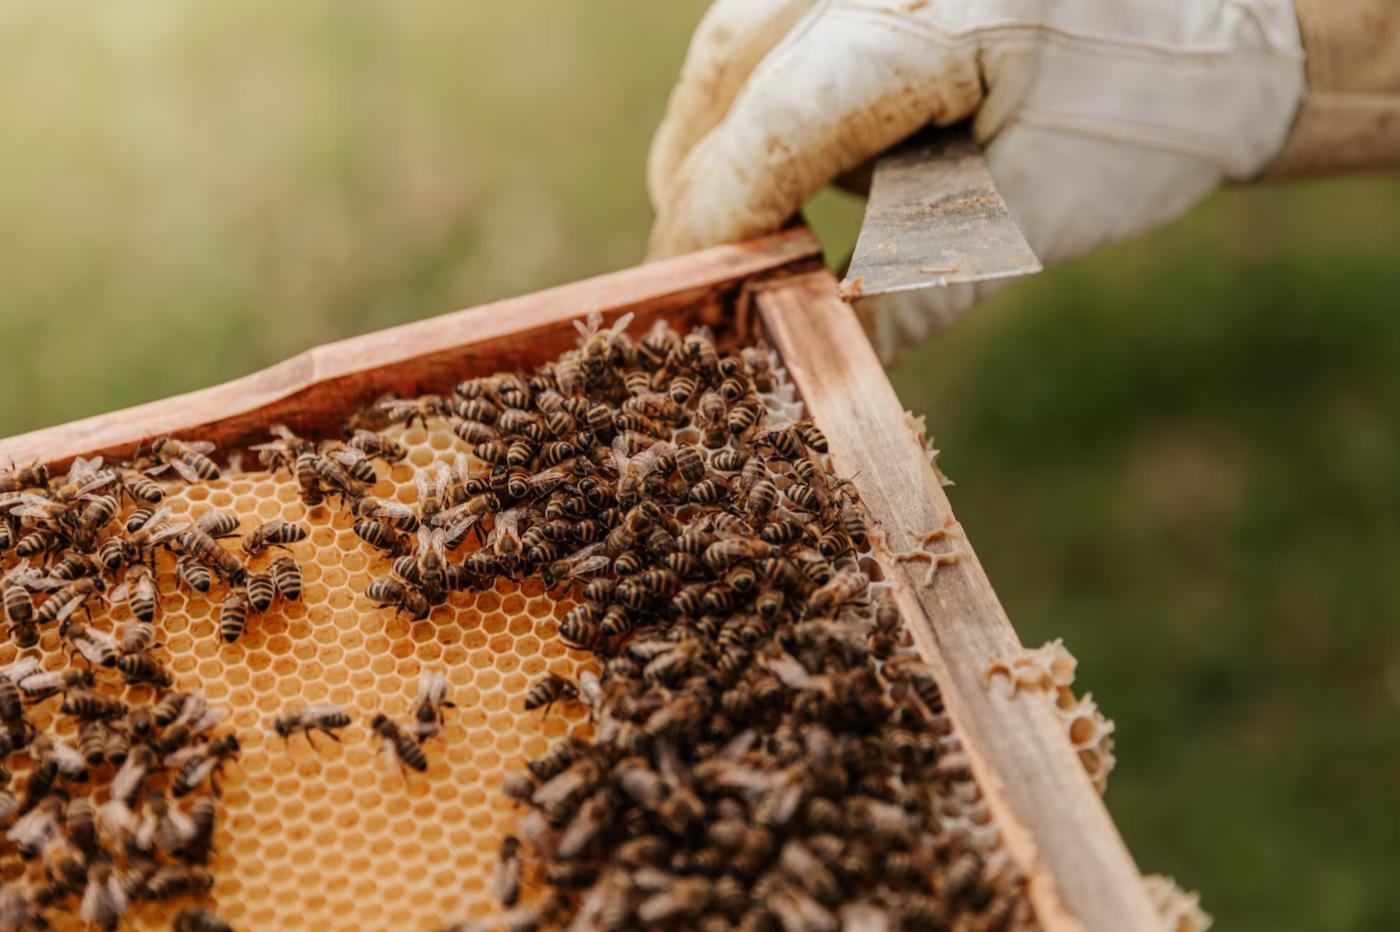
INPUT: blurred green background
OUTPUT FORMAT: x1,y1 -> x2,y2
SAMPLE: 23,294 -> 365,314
3,4 -> 1398,929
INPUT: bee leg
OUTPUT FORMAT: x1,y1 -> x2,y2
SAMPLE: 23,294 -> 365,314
303,730 -> 321,752
319,727 -> 342,743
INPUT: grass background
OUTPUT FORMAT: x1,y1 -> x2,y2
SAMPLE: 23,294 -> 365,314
3,4 -> 1398,928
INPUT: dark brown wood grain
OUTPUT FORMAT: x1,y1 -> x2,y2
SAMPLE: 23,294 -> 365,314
0,227 -> 821,470
756,271 -> 1161,932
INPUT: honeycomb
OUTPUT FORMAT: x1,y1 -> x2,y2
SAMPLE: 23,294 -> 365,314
1,420 -> 595,931
984,638 -> 1117,794
1144,874 -> 1212,932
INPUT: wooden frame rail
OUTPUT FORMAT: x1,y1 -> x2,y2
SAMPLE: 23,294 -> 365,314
756,271 -> 1160,932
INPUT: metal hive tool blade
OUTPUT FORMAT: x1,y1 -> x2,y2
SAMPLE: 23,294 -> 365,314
839,126 -> 1041,301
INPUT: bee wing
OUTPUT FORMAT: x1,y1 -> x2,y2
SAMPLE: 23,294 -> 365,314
370,501 -> 414,520
610,435 -> 632,472
452,452 -> 472,486
170,692 -> 207,728
142,463 -> 173,479
716,728 -> 757,762
52,595 -> 91,624
530,766 -> 587,810
269,423 -> 296,441
112,753 -> 151,802
764,653 -> 832,696
303,703 -> 348,724
107,583 -> 130,603
495,509 -> 521,535
576,670 -> 603,711
410,720 -> 440,741
147,524 -> 184,546
51,741 -> 87,777
414,670 -> 446,706
440,512 -> 480,545
632,441 -> 675,478
0,656 -> 41,682
328,447 -> 367,467
182,440 -> 217,455
166,458 -> 204,484
567,556 -> 612,580
414,471 -> 434,502
188,705 -> 229,738
161,746 -> 203,770
74,471 -> 118,497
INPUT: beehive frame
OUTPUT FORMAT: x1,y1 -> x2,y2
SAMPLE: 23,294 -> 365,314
0,227 -> 1161,932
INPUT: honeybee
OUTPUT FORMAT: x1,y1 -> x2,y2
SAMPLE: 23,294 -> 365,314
347,429 -> 406,462
372,713 -> 427,773
746,479 -> 779,520
0,463 -> 48,494
412,669 -> 454,740
367,576 -> 430,620
60,689 -> 126,720
37,577 -> 105,627
64,622 -> 118,668
614,437 -> 674,508
175,526 -> 245,584
310,452 -> 360,499
175,556 -> 213,593
687,477 -> 730,505
2,562 -> 44,647
490,508 -> 525,569
79,862 -> 130,931
493,835 -> 522,907
151,436 -> 220,483
882,655 -> 945,714
559,603 -> 602,649
271,556 -> 302,601
109,563 -> 159,622
352,494 -> 419,532
194,510 -> 241,539
169,734 -> 240,796
13,528 -> 61,560
70,493 -> 119,552
142,865 -> 215,900
242,519 -> 307,555
326,446 -> 379,485
48,456 -> 118,505
454,418 -> 498,445
153,691 -> 192,727
246,571 -> 276,613
728,397 -> 765,438
271,704 -> 352,749
115,651 -> 171,687
353,518 -> 409,556
173,907 -> 233,932
523,673 -> 577,714
219,589 -> 249,642
794,419 -> 830,454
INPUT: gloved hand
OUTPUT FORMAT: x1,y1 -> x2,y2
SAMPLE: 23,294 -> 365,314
647,0 -> 1306,364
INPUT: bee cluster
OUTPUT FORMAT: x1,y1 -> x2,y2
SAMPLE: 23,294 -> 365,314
0,444 -> 316,929
0,310 -> 1031,930
0,650 -> 236,929
307,313 -> 1028,931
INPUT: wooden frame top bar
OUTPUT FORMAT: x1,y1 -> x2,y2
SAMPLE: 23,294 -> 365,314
0,227 -> 821,469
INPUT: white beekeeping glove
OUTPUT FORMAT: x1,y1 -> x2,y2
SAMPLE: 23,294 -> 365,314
647,0 -> 1306,365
